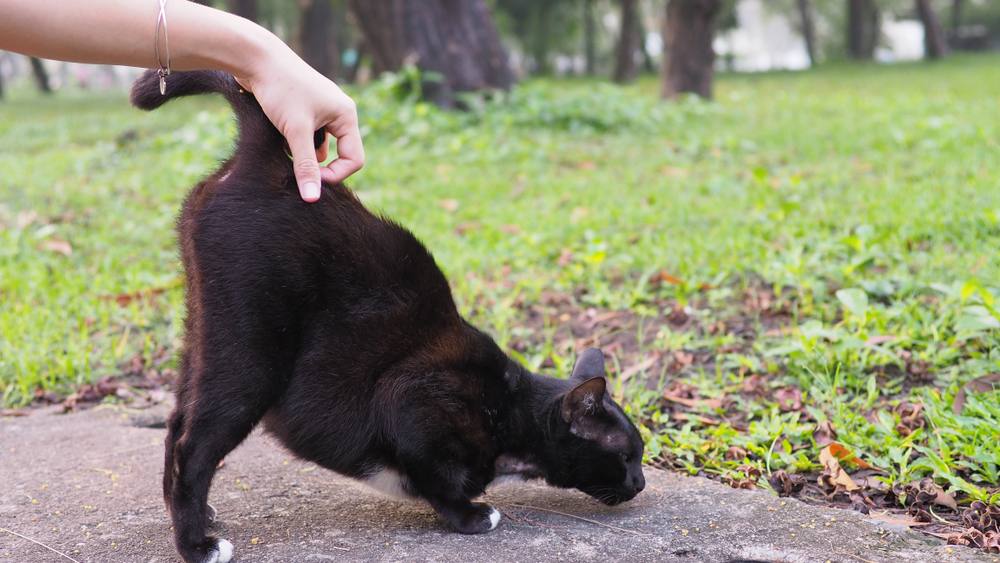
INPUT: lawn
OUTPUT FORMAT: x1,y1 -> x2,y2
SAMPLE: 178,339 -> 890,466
1,56 -> 998,520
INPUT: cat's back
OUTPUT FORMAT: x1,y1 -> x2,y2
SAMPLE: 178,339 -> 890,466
177,168 -> 455,321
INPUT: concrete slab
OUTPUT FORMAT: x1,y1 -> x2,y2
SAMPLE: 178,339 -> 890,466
1,405 -> 993,563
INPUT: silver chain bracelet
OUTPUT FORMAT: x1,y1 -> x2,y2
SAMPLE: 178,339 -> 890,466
154,0 -> 171,95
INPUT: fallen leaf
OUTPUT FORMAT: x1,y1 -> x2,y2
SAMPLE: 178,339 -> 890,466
827,442 -> 880,471
556,248 -> 574,267
953,373 -> 1000,414
619,355 -> 658,383
725,446 -> 747,461
865,335 -> 897,346
41,238 -> 72,256
669,412 -> 720,425
662,393 -> 723,410
813,420 -> 838,447
893,401 -> 925,436
818,445 -> 860,492
16,210 -> 39,229
768,470 -> 805,497
649,270 -> 684,286
438,199 -> 459,213
454,222 -> 481,236
724,464 -> 761,489
963,501 -> 1000,533
499,224 -> 522,235
893,478 -> 958,511
774,387 -> 803,412
868,511 -> 931,528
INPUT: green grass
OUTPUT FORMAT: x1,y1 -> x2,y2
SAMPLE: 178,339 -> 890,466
1,56 -> 998,503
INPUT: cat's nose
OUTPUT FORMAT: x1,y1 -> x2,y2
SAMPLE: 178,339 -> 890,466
632,473 -> 645,493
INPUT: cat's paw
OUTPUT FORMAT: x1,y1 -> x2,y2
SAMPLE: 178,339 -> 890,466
453,503 -> 502,534
199,538 -> 233,563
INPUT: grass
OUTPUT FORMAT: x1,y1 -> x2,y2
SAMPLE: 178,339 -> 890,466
1,56 -> 998,506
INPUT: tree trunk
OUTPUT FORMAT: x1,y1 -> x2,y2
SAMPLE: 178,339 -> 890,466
583,0 -> 596,75
846,0 -> 879,60
613,0 -> 640,83
226,0 -> 258,22
661,0 -> 721,99
797,0 -> 817,67
29,57 -> 52,94
347,0 -> 514,107
915,0 -> 948,59
530,2 -> 553,74
298,0 -> 341,79
950,0 -> 963,33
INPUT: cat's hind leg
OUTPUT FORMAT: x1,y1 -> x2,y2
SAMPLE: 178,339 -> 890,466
166,341 -> 285,563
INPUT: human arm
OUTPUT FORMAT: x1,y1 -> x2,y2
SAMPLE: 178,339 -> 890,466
0,0 -> 363,201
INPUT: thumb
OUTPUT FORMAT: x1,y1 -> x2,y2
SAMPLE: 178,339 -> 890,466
288,130 -> 322,202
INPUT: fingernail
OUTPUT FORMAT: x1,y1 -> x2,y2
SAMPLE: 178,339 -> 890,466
302,182 -> 320,201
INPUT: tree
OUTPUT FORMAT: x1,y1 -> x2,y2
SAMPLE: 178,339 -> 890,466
661,0 -> 721,99
583,0 -> 597,75
950,0 -> 964,33
29,57 -> 52,94
915,0 -> 948,59
348,0 -> 514,107
298,0 -> 341,79
614,0 -> 641,83
846,0 -> 880,60
797,0 -> 818,66
227,0 -> 258,22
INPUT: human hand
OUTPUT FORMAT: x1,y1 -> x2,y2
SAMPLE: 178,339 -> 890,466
236,41 -> 364,202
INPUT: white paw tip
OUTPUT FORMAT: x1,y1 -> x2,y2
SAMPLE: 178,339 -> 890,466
216,538 -> 233,563
488,507 -> 501,530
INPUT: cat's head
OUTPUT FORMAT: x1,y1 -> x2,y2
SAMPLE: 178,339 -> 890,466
542,348 -> 645,505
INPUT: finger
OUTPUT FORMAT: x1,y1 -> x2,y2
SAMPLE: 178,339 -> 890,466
316,133 -> 329,164
287,128 -> 322,202
323,124 -> 365,184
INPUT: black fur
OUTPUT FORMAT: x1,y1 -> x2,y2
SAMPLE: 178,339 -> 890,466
132,70 -> 645,563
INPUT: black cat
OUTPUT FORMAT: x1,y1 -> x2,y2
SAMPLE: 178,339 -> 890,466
131,70 -> 645,563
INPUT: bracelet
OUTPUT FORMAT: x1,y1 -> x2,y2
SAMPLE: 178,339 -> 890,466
154,0 -> 171,95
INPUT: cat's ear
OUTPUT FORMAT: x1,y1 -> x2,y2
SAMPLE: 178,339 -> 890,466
561,376 -> 607,425
570,348 -> 606,381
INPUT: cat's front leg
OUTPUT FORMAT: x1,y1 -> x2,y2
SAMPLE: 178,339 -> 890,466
427,497 -> 502,534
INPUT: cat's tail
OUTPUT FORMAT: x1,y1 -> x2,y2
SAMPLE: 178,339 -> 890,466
130,69 -> 322,169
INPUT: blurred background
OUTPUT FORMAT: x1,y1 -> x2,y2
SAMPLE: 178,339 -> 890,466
2,0 -> 999,532
2,0 -> 1000,101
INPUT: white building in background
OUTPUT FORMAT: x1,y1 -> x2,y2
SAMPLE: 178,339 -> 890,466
716,0 -> 811,71
712,0 -> 926,72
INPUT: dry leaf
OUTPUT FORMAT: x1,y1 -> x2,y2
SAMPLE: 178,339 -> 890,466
953,373 -> 1000,414
818,445 -> 860,492
768,470 -> 805,497
725,446 -> 747,461
813,420 -> 838,447
649,270 -> 684,286
499,224 -> 522,235
662,393 -> 723,410
619,355 -> 658,383
438,199 -> 459,213
868,510 -> 931,528
827,442 -> 880,471
41,238 -> 72,256
865,335 -> 897,346
774,387 -> 803,412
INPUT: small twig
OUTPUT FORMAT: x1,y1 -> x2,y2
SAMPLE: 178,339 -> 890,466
836,550 -> 877,563
506,503 -> 652,537
0,527 -> 81,563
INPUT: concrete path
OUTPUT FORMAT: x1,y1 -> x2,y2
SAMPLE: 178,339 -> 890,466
1,404 -> 993,563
